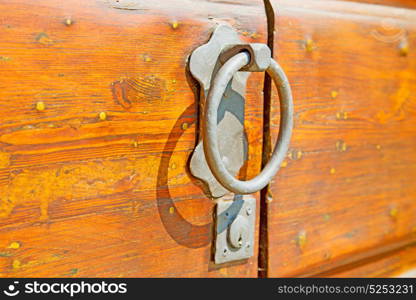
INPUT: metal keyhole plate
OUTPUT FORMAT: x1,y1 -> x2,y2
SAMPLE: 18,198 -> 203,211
215,195 -> 255,264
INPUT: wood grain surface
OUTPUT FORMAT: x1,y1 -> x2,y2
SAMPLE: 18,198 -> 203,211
0,0 -> 415,278
0,0 -> 268,277
340,0 -> 416,9
324,244 -> 416,277
266,0 -> 416,277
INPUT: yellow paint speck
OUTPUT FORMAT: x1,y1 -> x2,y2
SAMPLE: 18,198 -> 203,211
12,259 -> 21,269
219,267 -> 228,277
330,168 -> 336,175
36,101 -> 45,111
336,140 -> 347,152
132,141 -> 138,148
172,79 -> 177,84
281,161 -> 288,168
68,268 -> 78,276
251,32 -> 259,39
171,21 -> 179,29
99,112 -> 107,121
181,122 -> 189,130
331,90 -> 338,99
305,38 -> 314,52
389,207 -> 398,220
169,207 -> 175,214
399,40 -> 409,57
297,230 -> 307,251
8,242 -> 20,249
288,149 -> 302,160
65,18 -> 73,26
170,162 -> 177,170
336,111 -> 348,120
142,54 -> 152,62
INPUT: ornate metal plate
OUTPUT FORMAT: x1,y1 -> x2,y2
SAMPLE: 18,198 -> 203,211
189,24 -> 249,198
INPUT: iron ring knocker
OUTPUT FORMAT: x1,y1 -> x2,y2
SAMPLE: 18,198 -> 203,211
203,50 -> 294,194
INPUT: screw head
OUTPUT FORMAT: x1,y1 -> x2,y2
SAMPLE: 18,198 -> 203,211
238,235 -> 243,247
246,207 -> 252,216
222,248 -> 228,257
246,243 -> 251,252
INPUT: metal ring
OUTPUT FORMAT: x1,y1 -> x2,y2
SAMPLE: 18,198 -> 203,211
203,51 -> 293,194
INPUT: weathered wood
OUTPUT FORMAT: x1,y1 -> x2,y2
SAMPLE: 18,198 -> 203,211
267,0 -> 416,277
1,0 -> 416,278
323,243 -> 416,277
341,0 -> 416,9
0,0 -> 267,277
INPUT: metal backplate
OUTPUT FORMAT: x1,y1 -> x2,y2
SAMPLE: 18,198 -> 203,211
189,25 -> 249,198
215,195 -> 255,264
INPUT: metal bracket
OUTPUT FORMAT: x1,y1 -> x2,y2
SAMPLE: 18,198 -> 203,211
189,25 -> 249,199
215,195 -> 255,264
188,24 -> 293,264
188,25 -> 259,264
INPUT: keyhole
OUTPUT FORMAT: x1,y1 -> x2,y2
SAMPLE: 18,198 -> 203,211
227,215 -> 248,249
238,235 -> 243,247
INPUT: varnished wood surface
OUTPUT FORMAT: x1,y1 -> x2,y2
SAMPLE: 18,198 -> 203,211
0,0 -> 416,278
0,0 -> 268,277
323,243 -> 416,277
340,0 -> 416,9
267,0 -> 416,277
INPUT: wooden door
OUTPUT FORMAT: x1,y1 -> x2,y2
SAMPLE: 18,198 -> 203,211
264,0 -> 416,277
0,0 -> 268,277
0,0 -> 416,278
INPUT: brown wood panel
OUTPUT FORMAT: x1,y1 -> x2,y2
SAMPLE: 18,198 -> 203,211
340,0 -> 416,9
0,0 -> 268,277
267,0 -> 416,277
323,243 -> 416,277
